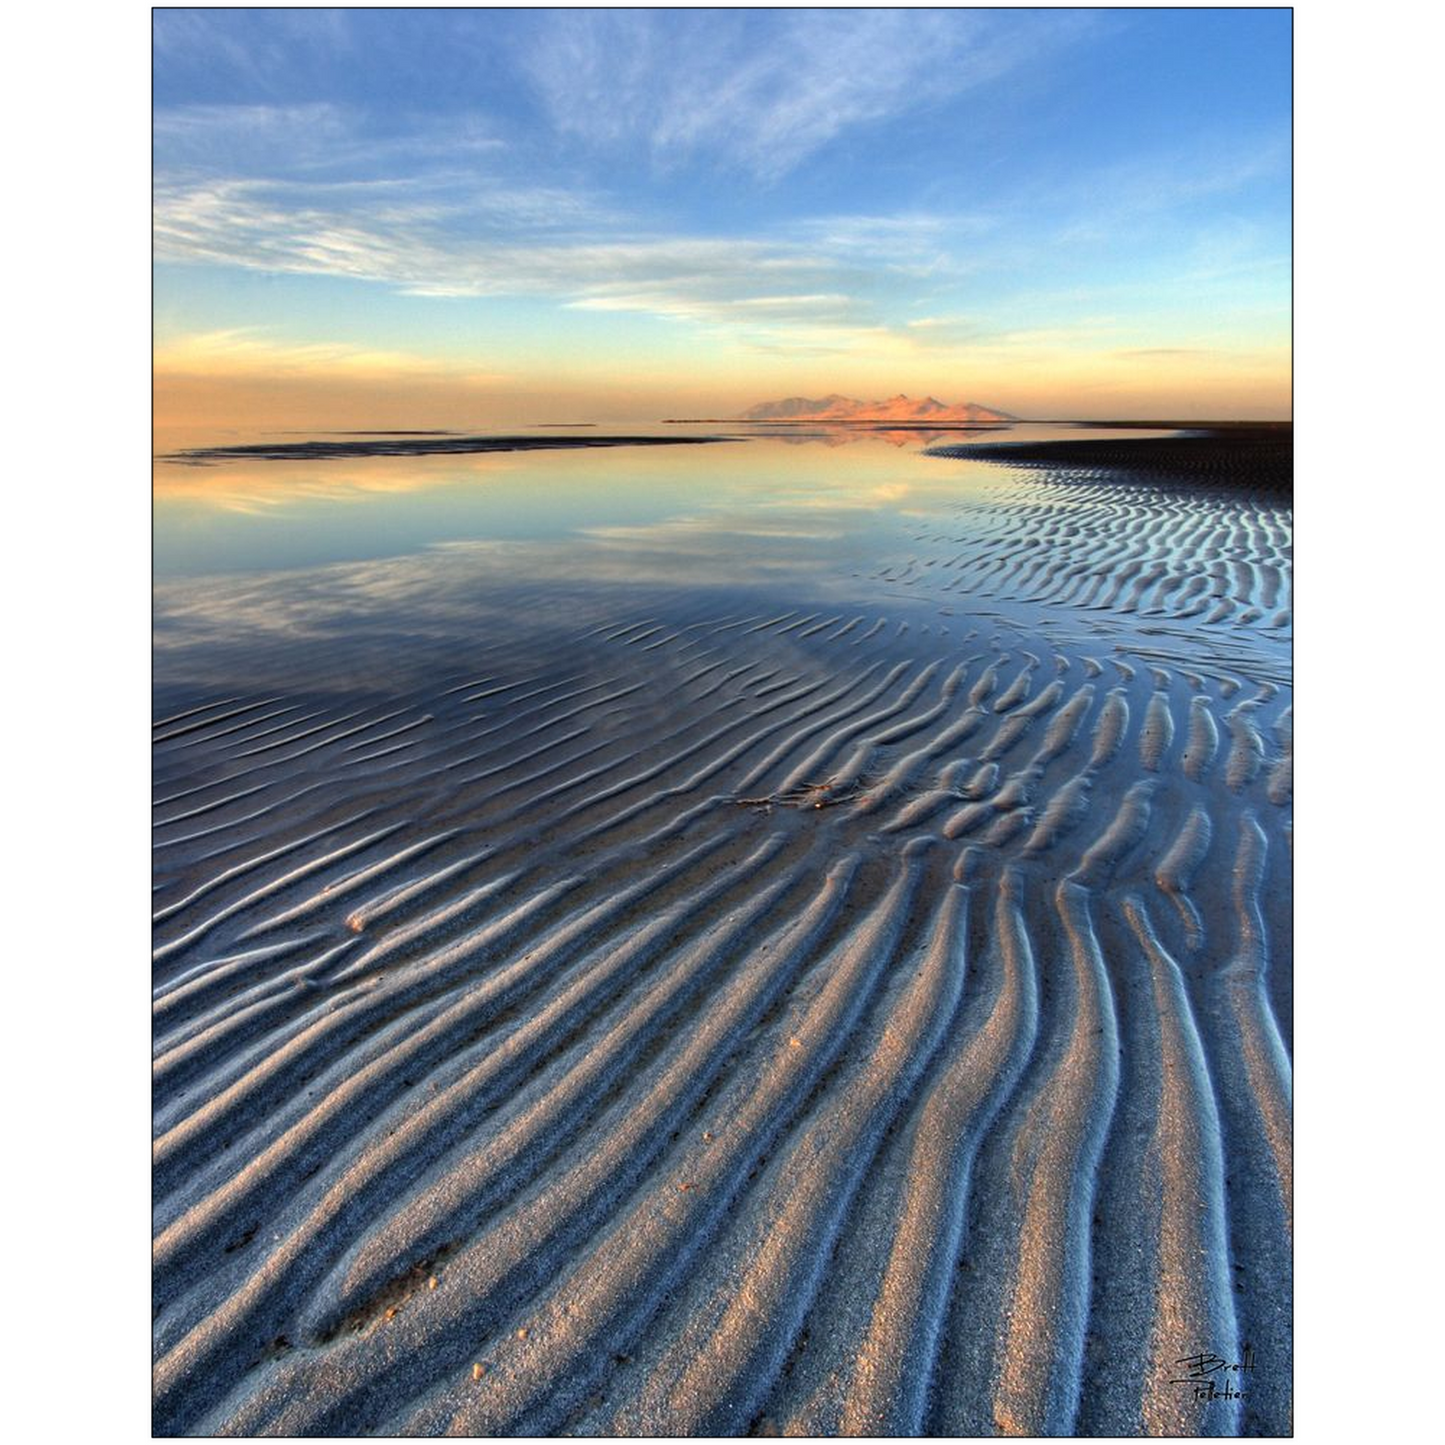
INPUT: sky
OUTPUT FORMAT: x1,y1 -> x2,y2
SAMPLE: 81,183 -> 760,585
153,7 -> 1292,427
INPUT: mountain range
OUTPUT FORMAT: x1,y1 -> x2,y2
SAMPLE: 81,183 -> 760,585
736,393 -> 1016,423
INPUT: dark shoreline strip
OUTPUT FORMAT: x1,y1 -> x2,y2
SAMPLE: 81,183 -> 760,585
160,435 -> 746,466
925,427 -> 1292,495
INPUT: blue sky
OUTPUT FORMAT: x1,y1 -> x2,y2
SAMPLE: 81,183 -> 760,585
153,7 -> 1292,421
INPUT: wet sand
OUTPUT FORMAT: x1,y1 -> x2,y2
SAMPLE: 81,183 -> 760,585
929,425 -> 1293,494
153,428 -> 1291,1435
160,434 -> 743,466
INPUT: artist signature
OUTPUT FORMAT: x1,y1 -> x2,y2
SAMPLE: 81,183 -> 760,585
1169,1345 -> 1256,1401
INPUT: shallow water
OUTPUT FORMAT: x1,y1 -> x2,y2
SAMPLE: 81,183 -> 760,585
153,422 -> 1098,577
154,423 -> 1279,688
152,422 -> 1292,1436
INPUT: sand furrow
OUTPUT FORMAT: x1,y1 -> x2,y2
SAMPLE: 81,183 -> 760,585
827,867 -> 1040,1435
611,877 -> 969,1435
1200,813 -> 1292,1433
1183,693 -> 1220,781
1021,771 -> 1093,856
168,854 -> 872,1436
1267,704 -> 1293,806
1027,682 -> 1095,768
1087,688 -> 1130,769
234,830 -> 460,942
979,679 -> 1065,762
848,682 -> 989,815
153,815 -> 363,929
993,662 -> 1034,714
152,875 -> 576,1196
152,821 -> 402,968
825,660 -> 971,791
155,702 -> 318,758
1071,780 -> 1157,890
1224,704 -> 1266,793
1154,805 -> 1213,949
1139,689 -> 1175,772
153,834 -> 780,1323
301,860 -> 810,1338
153,935 -> 335,1041
228,706 -> 388,762
774,661 -> 941,795
1115,896 -> 1240,1436
394,847 -> 928,1438
978,881 -> 1120,1436
152,779 -> 277,834
152,697 -> 288,746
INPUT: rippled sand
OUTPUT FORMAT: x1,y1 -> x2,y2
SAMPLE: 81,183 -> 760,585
153,432 -> 1291,1435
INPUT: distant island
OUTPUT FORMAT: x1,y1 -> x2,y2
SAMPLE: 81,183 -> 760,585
736,393 -> 1017,423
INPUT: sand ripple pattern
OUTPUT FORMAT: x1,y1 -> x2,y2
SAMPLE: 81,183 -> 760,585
886,463 -> 1292,684
154,470 -> 1292,1436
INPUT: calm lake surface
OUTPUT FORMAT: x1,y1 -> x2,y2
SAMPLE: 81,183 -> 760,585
156,421 -> 1285,703
155,423 -> 1128,577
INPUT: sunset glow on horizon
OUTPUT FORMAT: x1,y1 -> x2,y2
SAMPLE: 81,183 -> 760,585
154,8 -> 1292,429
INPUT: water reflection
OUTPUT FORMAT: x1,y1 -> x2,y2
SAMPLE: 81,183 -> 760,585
153,421 -> 1287,703
152,423 -> 1189,598
152,425 -> 1034,578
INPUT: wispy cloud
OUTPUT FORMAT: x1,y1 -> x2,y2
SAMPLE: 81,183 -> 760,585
520,9 -> 1080,181
153,173 -> 611,279
1113,348 -> 1213,360
152,176 -> 935,337
153,102 -> 505,181
154,174 -> 1215,363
